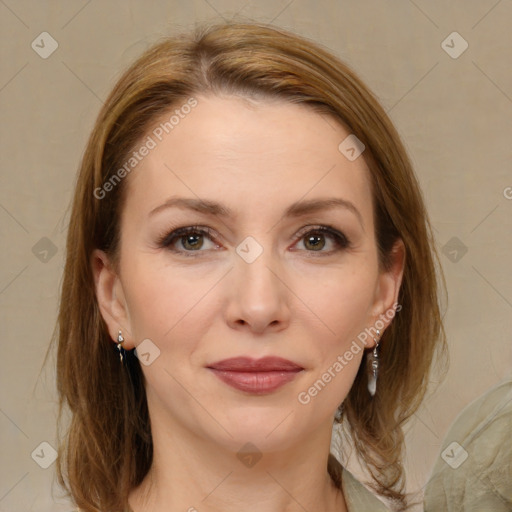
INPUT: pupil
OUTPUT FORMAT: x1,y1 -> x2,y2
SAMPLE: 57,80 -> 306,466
184,234 -> 203,250
306,234 -> 325,250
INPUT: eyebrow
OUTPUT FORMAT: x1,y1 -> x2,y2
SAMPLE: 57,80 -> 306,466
149,196 -> 364,227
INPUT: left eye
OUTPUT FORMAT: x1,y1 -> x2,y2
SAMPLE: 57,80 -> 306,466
294,226 -> 350,253
158,225 -> 350,255
300,226 -> 348,253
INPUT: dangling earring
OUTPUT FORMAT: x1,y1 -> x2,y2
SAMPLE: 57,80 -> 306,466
334,403 -> 344,422
367,329 -> 381,396
117,330 -> 126,363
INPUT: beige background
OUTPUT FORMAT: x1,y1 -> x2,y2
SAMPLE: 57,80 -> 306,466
1,1 -> 511,511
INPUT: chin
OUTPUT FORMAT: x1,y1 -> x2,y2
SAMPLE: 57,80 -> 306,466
206,408 -> 306,450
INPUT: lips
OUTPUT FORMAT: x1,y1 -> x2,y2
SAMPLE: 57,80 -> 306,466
207,356 -> 304,394
207,356 -> 303,372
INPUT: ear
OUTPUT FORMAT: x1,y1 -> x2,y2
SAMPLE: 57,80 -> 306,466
368,239 -> 406,345
91,249 -> 134,349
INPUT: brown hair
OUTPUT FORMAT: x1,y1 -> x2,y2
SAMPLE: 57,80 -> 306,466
47,20 -> 447,511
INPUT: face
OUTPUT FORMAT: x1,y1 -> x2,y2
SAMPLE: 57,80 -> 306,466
94,94 -> 403,454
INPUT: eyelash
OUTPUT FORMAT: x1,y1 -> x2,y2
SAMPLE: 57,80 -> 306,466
156,224 -> 351,257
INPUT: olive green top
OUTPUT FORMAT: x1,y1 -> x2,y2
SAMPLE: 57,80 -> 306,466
341,467 -> 391,511
424,374 -> 512,511
327,453 -> 391,511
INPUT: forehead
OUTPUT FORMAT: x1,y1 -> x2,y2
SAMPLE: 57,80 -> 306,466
122,94 -> 374,224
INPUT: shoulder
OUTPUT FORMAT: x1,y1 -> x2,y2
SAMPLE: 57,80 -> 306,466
329,453 -> 391,511
424,375 -> 512,510
341,467 -> 392,512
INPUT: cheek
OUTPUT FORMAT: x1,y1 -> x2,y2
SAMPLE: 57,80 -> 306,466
121,255 -> 221,346
294,263 -> 378,346
293,264 -> 376,400
294,275 -> 372,413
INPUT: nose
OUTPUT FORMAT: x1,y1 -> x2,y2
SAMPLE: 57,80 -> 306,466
224,244 -> 291,335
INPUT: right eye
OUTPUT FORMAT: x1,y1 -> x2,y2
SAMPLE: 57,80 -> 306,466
157,225 -> 221,255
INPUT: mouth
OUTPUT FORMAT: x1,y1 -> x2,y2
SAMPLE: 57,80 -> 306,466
206,356 -> 304,394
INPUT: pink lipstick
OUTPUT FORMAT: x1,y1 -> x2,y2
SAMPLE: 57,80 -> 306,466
207,356 -> 303,394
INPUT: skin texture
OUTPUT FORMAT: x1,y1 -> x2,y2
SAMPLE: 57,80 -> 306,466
92,94 -> 405,512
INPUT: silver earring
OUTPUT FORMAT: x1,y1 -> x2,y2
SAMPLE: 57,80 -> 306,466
334,403 -> 344,422
117,330 -> 126,363
367,329 -> 381,396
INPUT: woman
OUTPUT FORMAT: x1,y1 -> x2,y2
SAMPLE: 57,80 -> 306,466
52,21 -> 446,511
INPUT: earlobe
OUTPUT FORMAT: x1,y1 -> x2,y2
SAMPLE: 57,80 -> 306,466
91,249 -> 133,349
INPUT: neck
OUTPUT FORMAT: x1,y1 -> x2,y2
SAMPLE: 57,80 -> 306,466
128,419 -> 347,512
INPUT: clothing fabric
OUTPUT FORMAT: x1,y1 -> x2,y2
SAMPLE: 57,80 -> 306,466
327,453 -> 391,511
341,466 -> 391,511
424,374 -> 512,511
